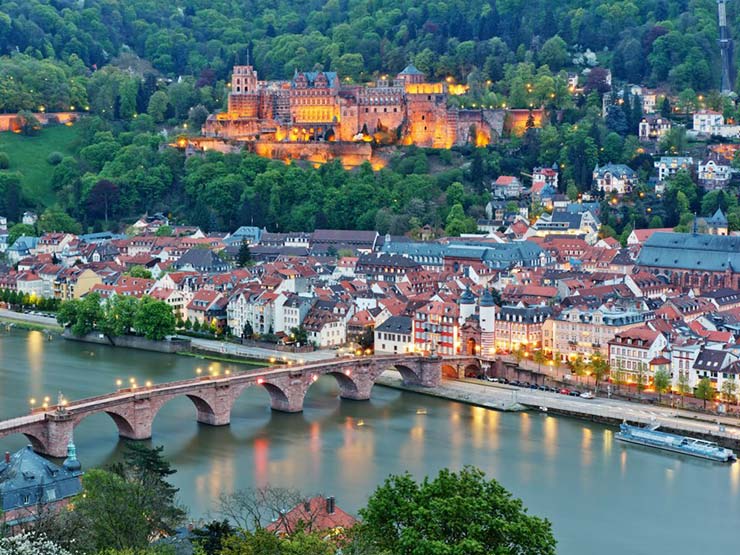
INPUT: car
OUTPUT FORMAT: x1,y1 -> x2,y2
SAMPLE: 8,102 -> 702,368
559,388 -> 570,395
538,385 -> 548,391
498,377 -> 509,384
580,391 -> 595,399
510,380 -> 521,387
568,390 -> 581,397
529,383 -> 539,389
485,376 -> 496,382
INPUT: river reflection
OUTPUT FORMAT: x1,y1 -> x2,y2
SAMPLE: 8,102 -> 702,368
0,330 -> 738,554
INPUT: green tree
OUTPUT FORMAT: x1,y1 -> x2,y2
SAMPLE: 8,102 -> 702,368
538,36 -> 569,71
74,469 -> 152,550
721,379 -> 738,406
677,370 -> 691,408
695,378 -> 715,410
635,363 -> 647,394
533,349 -> 546,372
128,266 -> 152,279
58,293 -> 104,336
37,207 -> 82,234
155,225 -> 172,237
356,466 -> 556,555
134,296 -> 176,341
147,91 -> 170,123
290,326 -> 308,346
589,355 -> 610,394
7,223 -> 36,246
103,295 -> 140,337
653,369 -> 671,403
237,242 -> 252,267
191,520 -> 235,555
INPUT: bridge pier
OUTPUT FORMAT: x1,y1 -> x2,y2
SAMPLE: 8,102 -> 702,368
193,384 -> 247,427
40,415 -> 75,458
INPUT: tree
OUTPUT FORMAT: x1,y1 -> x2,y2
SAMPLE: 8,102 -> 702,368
653,369 -> 671,403
695,378 -> 715,410
356,467 -> 556,555
128,266 -> 152,279
147,90 -> 170,123
0,532 -> 76,555
191,520 -> 235,555
86,179 -> 120,224
103,295 -> 140,337
589,355 -> 610,393
7,223 -> 36,246
635,363 -> 647,395
37,207 -> 82,234
17,110 -> 41,135
133,296 -> 176,340
539,36 -> 568,71
290,326 -> 308,346
155,225 -> 172,237
57,293 -> 104,336
533,349 -> 546,372
237,242 -> 252,267
677,370 -> 691,407
74,469 -> 152,550
721,379 -> 738,407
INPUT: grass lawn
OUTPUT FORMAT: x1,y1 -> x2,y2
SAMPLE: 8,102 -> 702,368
0,125 -> 80,206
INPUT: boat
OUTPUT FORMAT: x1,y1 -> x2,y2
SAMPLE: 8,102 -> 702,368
615,423 -> 736,463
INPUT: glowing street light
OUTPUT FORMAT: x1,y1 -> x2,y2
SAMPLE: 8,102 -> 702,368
115,379 -> 123,388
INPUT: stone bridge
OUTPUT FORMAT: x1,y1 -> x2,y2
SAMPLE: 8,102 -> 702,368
0,355 -> 479,457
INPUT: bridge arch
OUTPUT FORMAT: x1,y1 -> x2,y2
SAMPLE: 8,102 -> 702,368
391,363 -> 422,384
0,431 -> 48,454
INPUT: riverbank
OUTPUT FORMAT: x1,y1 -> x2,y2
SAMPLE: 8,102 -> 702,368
178,350 -> 269,368
379,371 -> 740,451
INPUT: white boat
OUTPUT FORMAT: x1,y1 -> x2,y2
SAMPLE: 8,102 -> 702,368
616,423 -> 736,463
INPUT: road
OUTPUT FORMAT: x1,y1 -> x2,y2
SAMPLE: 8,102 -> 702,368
0,309 -> 338,362
188,337 -> 338,362
0,308 -> 59,327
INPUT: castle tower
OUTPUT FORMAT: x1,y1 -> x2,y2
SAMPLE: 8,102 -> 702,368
228,66 -> 260,118
479,289 -> 496,355
458,288 -> 476,325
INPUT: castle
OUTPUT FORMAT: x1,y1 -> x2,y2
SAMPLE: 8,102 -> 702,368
202,64 -> 508,154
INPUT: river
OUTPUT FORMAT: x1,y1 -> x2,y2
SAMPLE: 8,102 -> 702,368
0,329 -> 737,554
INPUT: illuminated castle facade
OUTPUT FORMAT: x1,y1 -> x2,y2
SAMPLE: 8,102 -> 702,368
203,64 -> 503,149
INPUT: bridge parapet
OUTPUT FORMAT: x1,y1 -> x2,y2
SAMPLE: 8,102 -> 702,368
0,355 -> 449,456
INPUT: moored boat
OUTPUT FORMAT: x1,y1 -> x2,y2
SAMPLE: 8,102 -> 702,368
615,423 -> 736,463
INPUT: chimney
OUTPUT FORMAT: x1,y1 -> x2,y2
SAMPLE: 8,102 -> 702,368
326,496 -> 335,514
4,452 -> 9,464
303,500 -> 311,512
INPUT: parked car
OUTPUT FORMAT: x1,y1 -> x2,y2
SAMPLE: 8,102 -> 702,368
559,388 -> 570,395
568,390 -> 581,397
499,377 -> 509,384
485,376 -> 496,382
529,383 -> 539,390
510,380 -> 521,387
580,391 -> 595,399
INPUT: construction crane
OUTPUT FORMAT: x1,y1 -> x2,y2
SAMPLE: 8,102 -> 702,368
718,0 -> 735,94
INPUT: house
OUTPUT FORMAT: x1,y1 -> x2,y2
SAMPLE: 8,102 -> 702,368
6,236 -> 38,264
187,290 -> 225,326
310,229 -> 378,255
697,208 -> 729,236
530,209 -> 600,243
225,226 -> 263,246
356,252 -> 422,283
149,288 -> 187,320
374,315 -> 413,354
639,115 -> 671,142
626,228 -> 674,247
608,326 -> 668,382
494,303 -> 552,352
172,248 -> 231,274
21,211 -> 37,226
697,156 -> 732,190
303,308 -> 346,347
266,496 -> 356,537
35,233 -> 75,255
543,305 -> 649,362
654,156 -> 692,182
693,110 -> 724,134
492,176 -> 524,199
532,166 -> 559,190
592,164 -> 638,194
0,443 -> 82,530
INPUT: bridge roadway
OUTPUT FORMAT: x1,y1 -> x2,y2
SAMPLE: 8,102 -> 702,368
0,354 -> 480,457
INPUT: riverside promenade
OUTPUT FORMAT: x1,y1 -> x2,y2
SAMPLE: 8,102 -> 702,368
378,371 -> 740,450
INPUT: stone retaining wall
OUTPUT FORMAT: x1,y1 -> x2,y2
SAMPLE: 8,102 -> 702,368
62,329 -> 191,353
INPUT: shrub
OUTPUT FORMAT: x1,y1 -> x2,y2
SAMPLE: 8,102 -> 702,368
0,152 -> 9,169
47,151 -> 64,165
